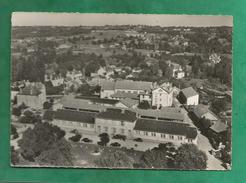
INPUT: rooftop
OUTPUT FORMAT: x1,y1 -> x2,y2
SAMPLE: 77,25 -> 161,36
54,109 -> 96,124
181,87 -> 198,98
111,91 -> 139,100
96,108 -> 137,122
193,104 -> 217,120
119,98 -> 139,108
19,83 -> 44,96
134,118 -> 197,139
136,108 -> 184,121
61,95 -> 106,112
75,95 -> 119,105
115,80 -> 152,91
209,121 -> 228,133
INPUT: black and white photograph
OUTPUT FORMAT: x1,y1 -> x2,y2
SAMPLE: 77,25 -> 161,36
10,13 -> 232,170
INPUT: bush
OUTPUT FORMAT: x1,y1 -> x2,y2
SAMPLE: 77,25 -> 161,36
69,134 -> 82,142
110,142 -> 121,147
13,133 -> 19,140
112,134 -> 126,141
133,138 -> 143,142
70,129 -> 79,134
82,138 -> 92,143
98,133 -> 110,146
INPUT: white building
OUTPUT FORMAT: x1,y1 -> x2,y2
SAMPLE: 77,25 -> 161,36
17,82 -> 46,109
151,83 -> 173,108
179,87 -> 199,106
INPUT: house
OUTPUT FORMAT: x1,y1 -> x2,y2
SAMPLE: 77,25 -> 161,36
95,108 -> 137,138
52,109 -> 96,134
66,69 -> 83,80
17,82 -> 46,109
116,98 -> 139,109
208,121 -> 228,143
139,91 -> 152,103
192,104 -> 218,123
179,87 -> 199,105
151,83 -> 173,108
100,81 -> 115,98
168,61 -> 185,79
133,118 -> 198,144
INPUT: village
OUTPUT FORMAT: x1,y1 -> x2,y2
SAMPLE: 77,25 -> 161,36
11,25 -> 232,169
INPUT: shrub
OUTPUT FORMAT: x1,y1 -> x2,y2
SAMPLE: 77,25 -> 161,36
133,138 -> 143,142
110,142 -> 121,147
69,134 -> 82,142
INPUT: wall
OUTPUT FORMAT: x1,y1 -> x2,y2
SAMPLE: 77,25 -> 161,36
133,130 -> 197,145
100,89 -> 115,98
187,95 -> 199,105
52,119 -> 96,134
95,118 -> 135,138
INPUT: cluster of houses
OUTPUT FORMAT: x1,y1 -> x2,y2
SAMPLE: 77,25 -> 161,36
12,78 -> 228,148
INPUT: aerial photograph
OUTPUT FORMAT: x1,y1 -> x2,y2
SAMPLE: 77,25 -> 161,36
10,13 -> 232,170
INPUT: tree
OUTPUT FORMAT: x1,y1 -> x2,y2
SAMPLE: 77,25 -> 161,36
43,101 -> 53,110
19,110 -> 41,124
18,122 -> 66,161
141,149 -> 168,168
211,99 -> 227,115
174,144 -> 207,170
12,107 -> 22,117
95,150 -> 134,168
138,101 -> 151,109
98,133 -> 110,146
36,139 -> 74,166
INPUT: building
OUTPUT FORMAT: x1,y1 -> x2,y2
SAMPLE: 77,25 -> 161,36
151,83 -> 173,108
179,87 -> 199,105
52,109 -> 96,134
192,104 -> 218,123
66,69 -> 83,80
95,108 -> 137,138
116,98 -> 139,109
168,61 -> 185,79
133,118 -> 198,144
17,82 -> 46,109
100,80 -> 153,99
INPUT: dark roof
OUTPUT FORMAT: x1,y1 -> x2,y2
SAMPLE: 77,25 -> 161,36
54,109 -> 96,124
75,96 -> 119,105
96,108 -> 137,122
111,91 -> 139,99
136,108 -> 184,121
181,87 -> 198,98
43,110 -> 55,121
193,104 -> 218,120
101,81 -> 115,90
115,80 -> 152,91
119,98 -> 139,108
134,118 -> 197,139
209,121 -> 228,133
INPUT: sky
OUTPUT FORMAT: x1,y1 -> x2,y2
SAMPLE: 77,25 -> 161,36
12,12 -> 233,27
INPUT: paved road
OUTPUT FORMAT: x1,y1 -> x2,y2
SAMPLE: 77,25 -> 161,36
197,131 -> 225,170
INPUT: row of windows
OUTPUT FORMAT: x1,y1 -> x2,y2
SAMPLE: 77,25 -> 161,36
57,120 -> 94,128
97,125 -> 131,134
135,130 -> 184,140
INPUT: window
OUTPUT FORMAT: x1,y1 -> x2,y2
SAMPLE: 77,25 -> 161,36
83,123 -> 87,128
144,131 -> 148,136
151,132 -> 156,137
136,130 -> 140,135
121,129 -> 124,134
112,127 -> 116,134
188,139 -> 193,143
178,136 -> 183,140
104,127 -> 108,132
121,121 -> 125,126
161,134 -> 166,138
169,135 -> 174,139
90,124 -> 94,128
